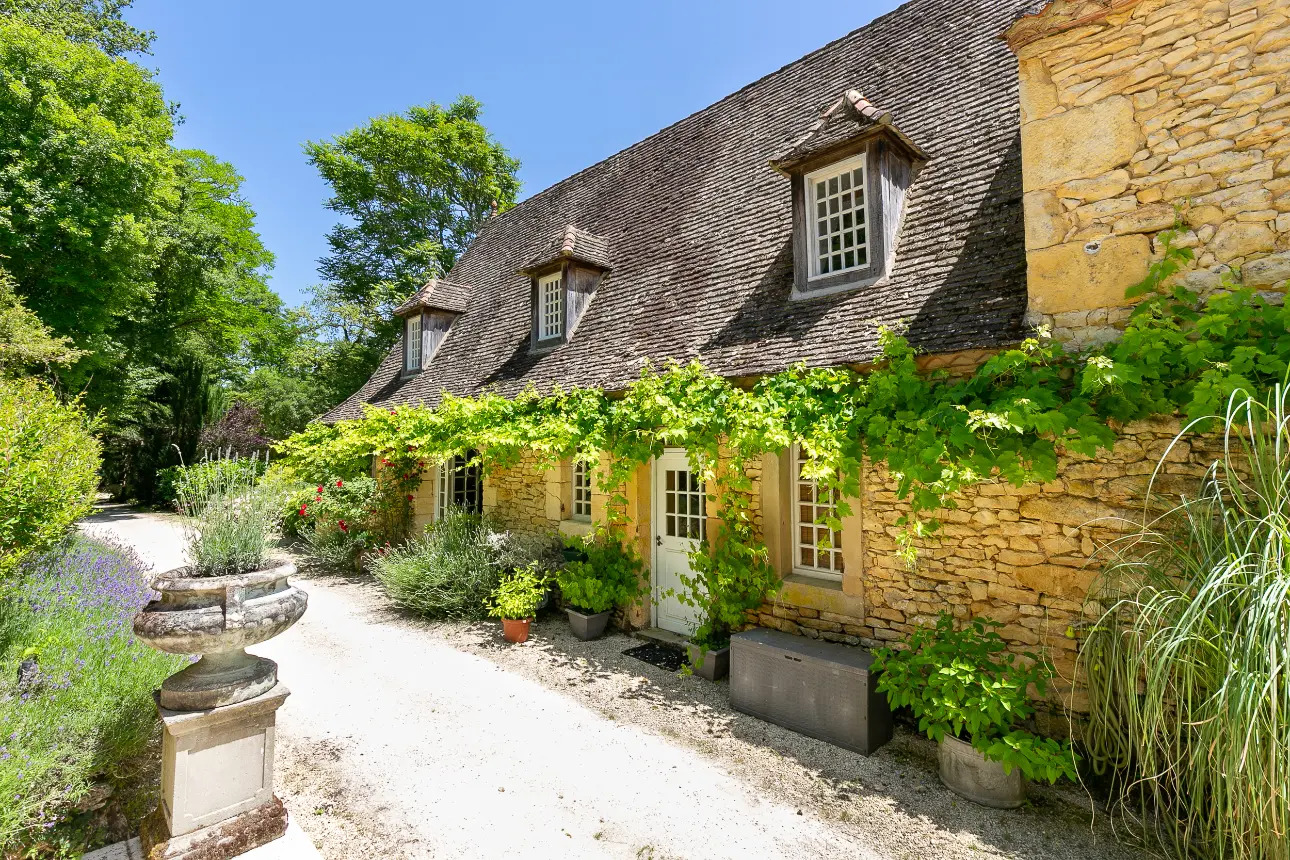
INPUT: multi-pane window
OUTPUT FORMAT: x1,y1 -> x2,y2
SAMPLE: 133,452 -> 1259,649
435,451 -> 482,518
806,154 -> 868,279
405,314 -> 423,372
538,272 -> 563,341
571,460 -> 592,522
792,445 -> 843,580
663,468 -> 706,540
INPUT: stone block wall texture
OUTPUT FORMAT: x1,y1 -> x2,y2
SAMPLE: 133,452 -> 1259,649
482,451 -> 557,534
1007,0 -> 1290,349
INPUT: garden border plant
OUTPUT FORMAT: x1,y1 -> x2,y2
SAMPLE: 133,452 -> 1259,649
273,230 -> 1285,644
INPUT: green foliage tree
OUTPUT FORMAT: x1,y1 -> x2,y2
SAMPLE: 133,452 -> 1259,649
0,19 -> 175,342
301,97 -> 520,394
0,270 -> 82,374
0,0 -> 152,55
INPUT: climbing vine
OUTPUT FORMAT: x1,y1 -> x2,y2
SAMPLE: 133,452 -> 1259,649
274,232 -> 1290,644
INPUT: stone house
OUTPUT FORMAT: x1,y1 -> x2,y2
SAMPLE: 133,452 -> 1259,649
325,0 -> 1290,719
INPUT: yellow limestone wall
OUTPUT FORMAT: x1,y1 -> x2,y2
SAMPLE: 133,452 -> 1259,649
1006,0 -> 1290,349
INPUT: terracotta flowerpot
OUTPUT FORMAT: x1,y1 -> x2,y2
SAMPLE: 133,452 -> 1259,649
938,734 -> 1026,808
565,607 -> 611,640
501,617 -> 533,643
134,562 -> 307,711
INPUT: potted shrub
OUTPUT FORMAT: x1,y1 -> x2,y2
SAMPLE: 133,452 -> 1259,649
557,531 -> 645,640
872,613 -> 1077,808
134,457 -> 308,710
486,562 -> 550,644
672,538 -> 779,681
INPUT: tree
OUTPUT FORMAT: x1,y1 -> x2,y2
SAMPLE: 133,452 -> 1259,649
301,96 -> 520,405
0,269 -> 82,374
0,19 -> 175,341
305,96 -> 519,312
0,0 -> 153,55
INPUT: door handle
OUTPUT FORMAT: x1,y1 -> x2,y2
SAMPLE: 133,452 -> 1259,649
655,535 -> 663,546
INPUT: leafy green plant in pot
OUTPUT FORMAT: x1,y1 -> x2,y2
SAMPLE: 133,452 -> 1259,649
486,562 -> 550,644
133,454 -> 308,710
557,531 -> 645,640
872,613 -> 1077,808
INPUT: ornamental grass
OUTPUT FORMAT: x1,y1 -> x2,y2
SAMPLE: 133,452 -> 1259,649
1082,384 -> 1290,860
0,537 -> 187,851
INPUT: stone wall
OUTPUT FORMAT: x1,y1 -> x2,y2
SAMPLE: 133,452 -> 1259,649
482,451 -> 557,534
1007,0 -> 1290,349
752,418 -> 1219,731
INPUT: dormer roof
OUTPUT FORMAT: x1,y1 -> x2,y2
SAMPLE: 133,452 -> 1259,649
769,89 -> 928,174
394,278 -> 473,317
519,225 -> 612,275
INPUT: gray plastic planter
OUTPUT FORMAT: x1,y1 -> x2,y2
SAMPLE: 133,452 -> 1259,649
565,608 -> 611,640
938,735 -> 1025,808
686,643 -> 730,681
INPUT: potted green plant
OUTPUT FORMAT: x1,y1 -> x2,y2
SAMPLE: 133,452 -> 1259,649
134,456 -> 307,710
669,536 -> 779,681
872,613 -> 1078,808
486,562 -> 550,644
557,531 -> 645,640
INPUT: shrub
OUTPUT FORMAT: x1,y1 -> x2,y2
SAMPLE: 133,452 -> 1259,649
0,376 -> 101,583
369,510 -> 561,619
1082,384 -> 1290,860
295,476 -> 382,568
485,562 -> 549,620
0,538 -> 187,851
178,454 -> 277,577
557,530 -> 645,614
157,455 -> 267,512
873,613 -> 1077,785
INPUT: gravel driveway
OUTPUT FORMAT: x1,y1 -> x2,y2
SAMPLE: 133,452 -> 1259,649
83,507 -> 1138,860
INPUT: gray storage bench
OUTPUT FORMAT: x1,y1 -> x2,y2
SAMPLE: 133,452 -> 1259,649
730,628 -> 892,755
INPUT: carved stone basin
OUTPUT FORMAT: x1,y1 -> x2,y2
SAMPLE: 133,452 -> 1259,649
134,562 -> 307,711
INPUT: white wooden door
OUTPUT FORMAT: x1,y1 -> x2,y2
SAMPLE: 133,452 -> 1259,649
652,449 -> 706,635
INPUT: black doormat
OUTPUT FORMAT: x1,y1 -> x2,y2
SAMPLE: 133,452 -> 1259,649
623,641 -> 686,672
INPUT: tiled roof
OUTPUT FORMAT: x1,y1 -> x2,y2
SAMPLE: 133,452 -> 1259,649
520,225 -> 613,274
769,89 -> 925,172
392,279 -> 473,316
324,0 -> 1041,422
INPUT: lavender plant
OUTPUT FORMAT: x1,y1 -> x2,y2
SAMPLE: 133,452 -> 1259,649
0,538 -> 186,851
177,453 -> 278,577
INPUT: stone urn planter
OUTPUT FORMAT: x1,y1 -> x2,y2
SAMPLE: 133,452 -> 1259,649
937,735 -> 1025,809
134,561 -> 308,711
565,607 -> 611,641
686,643 -> 730,681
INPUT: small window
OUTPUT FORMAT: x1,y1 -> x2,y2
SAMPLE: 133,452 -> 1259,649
571,460 -> 592,522
435,451 -> 482,518
405,315 -> 423,372
791,446 -> 843,580
537,272 -> 563,341
806,154 -> 868,280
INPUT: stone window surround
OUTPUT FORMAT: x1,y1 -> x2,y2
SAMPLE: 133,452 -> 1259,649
760,450 -> 867,618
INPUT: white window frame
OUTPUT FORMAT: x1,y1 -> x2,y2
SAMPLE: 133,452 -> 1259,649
571,460 -> 592,522
791,445 -> 843,581
435,452 -> 481,519
405,314 -> 423,372
537,271 -> 563,341
805,153 -> 869,281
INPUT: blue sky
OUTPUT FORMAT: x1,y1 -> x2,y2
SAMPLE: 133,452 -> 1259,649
129,0 -> 905,307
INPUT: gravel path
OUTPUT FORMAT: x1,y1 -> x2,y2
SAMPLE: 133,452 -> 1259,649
83,507 -> 1139,860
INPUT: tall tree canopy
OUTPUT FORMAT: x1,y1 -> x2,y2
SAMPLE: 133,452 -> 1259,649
0,0 -> 152,54
305,96 -> 520,309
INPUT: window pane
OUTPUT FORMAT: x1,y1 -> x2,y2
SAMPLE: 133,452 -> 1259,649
806,157 -> 870,279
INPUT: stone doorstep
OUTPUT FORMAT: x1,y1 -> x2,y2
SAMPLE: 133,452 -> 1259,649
632,627 -> 691,648
82,819 -> 321,860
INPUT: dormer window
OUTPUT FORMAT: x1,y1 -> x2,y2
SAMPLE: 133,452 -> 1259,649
405,314 -> 423,372
537,271 -> 564,341
770,90 -> 926,301
807,154 -> 869,279
521,225 -> 611,352
393,278 -> 472,376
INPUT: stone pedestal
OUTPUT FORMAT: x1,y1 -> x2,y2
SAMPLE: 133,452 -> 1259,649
140,684 -> 290,860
